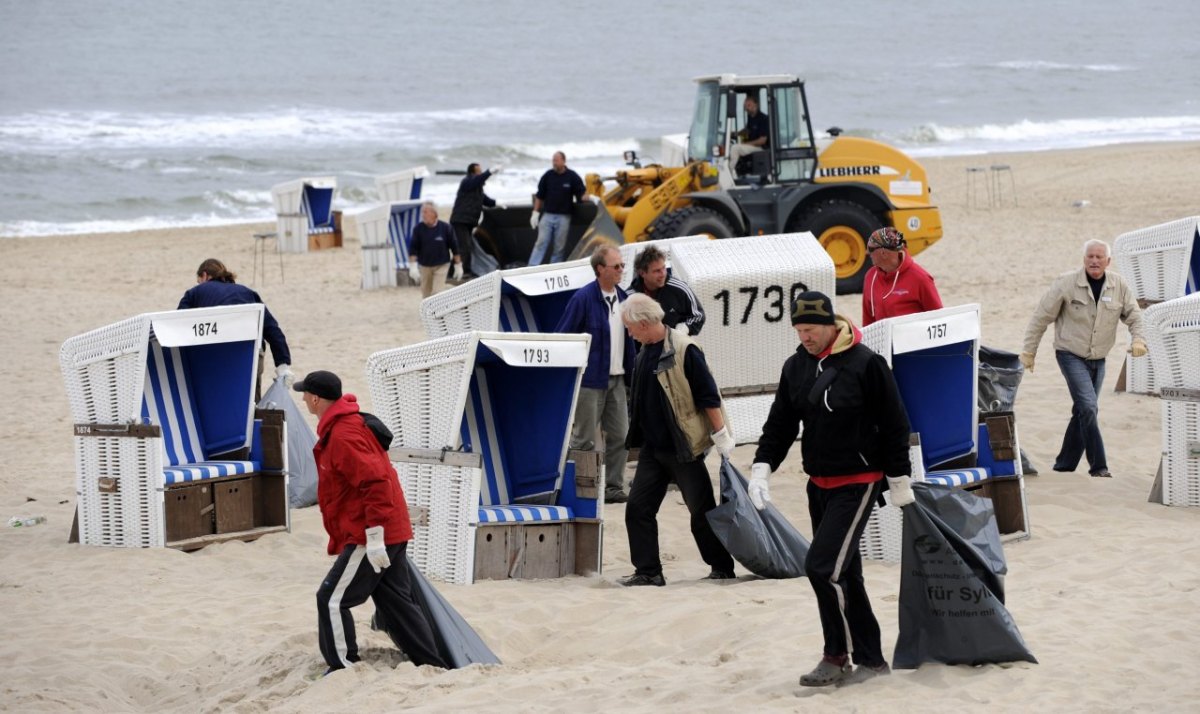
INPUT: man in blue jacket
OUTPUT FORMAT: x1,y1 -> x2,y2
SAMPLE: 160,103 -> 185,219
179,258 -> 293,398
529,151 -> 590,265
555,245 -> 637,502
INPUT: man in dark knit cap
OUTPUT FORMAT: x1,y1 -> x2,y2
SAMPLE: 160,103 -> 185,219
749,291 -> 914,687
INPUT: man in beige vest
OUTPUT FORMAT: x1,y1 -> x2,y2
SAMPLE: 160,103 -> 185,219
617,293 -> 736,586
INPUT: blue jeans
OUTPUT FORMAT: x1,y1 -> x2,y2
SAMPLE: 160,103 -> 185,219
1054,350 -> 1107,473
528,213 -> 571,265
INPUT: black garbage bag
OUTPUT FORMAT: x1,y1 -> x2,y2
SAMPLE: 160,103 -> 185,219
375,559 -> 501,669
257,376 -> 318,508
893,482 -> 1037,669
704,458 -> 810,579
978,345 -> 1039,475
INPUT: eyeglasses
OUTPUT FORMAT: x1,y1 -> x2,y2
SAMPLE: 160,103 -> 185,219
606,263 -> 625,270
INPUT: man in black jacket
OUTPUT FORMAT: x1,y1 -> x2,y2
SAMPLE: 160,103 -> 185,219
627,245 -> 706,336
748,291 -> 914,687
449,163 -> 500,278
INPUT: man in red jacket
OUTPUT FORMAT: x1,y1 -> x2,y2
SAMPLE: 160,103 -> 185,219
295,370 -> 446,672
861,227 -> 942,326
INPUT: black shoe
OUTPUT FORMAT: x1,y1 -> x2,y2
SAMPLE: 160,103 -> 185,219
1089,469 -> 1113,478
619,572 -> 666,587
703,569 -> 736,580
606,490 -> 628,503
1052,465 -> 1074,473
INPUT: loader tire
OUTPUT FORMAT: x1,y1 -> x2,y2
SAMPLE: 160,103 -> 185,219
649,206 -> 736,241
790,200 -> 883,295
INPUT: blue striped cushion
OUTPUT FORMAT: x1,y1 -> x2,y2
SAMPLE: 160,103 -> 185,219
924,467 -> 990,487
163,460 -> 257,485
478,505 -> 573,524
308,225 -> 335,234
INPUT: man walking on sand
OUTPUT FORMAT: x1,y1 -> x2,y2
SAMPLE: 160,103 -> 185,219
1021,239 -> 1146,479
297,370 -> 447,673
748,291 -> 914,687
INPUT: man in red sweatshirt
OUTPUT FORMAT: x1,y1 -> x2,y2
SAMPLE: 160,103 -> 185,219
295,370 -> 446,672
861,227 -> 942,326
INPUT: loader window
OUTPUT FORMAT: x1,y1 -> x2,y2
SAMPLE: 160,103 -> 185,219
772,85 -> 816,181
688,81 -> 724,162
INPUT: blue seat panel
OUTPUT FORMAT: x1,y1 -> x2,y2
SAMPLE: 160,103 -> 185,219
163,460 -> 258,485
924,467 -> 990,488
478,505 -> 573,524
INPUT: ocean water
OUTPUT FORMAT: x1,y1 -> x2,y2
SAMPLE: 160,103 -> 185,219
1,0 -> 1197,237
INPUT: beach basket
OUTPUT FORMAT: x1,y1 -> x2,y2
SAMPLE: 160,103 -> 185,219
271,177 -> 339,253
375,166 -> 429,203
356,200 -> 423,290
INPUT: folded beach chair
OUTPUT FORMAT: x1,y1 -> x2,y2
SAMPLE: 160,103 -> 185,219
1113,216 -> 1200,394
857,304 -> 1031,562
375,166 -> 429,203
366,331 -> 601,585
271,176 -> 340,253
61,305 -> 290,548
1142,293 -> 1200,506
355,200 -> 424,290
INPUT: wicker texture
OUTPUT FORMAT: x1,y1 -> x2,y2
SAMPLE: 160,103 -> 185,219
857,441 -> 924,563
1113,216 -> 1199,302
617,234 -> 710,289
1144,293 -> 1200,391
1161,400 -> 1200,507
397,461 -> 481,584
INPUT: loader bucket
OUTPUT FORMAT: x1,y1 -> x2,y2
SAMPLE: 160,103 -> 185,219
475,203 -> 624,273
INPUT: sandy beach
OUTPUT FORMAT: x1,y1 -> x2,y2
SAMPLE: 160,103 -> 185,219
2,141 -> 1198,712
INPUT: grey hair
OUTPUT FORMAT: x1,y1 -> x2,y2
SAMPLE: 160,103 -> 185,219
421,200 -> 438,213
1083,238 -> 1111,257
621,292 -> 664,325
590,244 -> 619,274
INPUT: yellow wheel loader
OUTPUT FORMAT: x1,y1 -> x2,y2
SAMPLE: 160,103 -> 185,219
591,73 -> 942,294
475,74 -> 941,294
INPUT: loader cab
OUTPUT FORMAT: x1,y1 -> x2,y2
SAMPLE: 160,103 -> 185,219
688,75 -> 818,186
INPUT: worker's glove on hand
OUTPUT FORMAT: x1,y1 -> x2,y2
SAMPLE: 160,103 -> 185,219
275,364 -> 295,387
712,426 -> 735,458
887,475 -> 916,508
496,201 -> 507,210
1131,339 -> 1148,358
489,165 -> 503,175
408,264 -> 421,285
451,262 -> 464,281
364,526 -> 390,574
748,463 -> 772,510
1019,351 -> 1035,373
529,211 -> 541,230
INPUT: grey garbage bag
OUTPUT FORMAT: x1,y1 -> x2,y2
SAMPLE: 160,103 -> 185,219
704,458 -> 810,579
893,482 -> 1037,669
405,558 -> 501,668
257,376 -> 319,508
978,345 -> 1039,475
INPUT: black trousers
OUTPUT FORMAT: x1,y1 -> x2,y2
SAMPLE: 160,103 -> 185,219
316,541 -> 447,670
625,446 -> 734,577
451,222 -> 476,276
805,479 -> 885,666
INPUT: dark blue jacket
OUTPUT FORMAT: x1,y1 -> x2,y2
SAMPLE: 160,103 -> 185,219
410,220 -> 459,266
536,168 -> 585,215
449,170 -> 497,225
177,281 -> 291,366
555,281 -> 636,390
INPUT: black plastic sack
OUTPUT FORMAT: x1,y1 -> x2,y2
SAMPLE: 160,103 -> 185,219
257,376 -> 319,508
407,559 -> 501,668
978,345 -> 1024,413
704,459 -> 810,579
893,482 -> 1037,669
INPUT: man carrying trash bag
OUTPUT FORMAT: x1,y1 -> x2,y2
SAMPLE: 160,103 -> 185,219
748,291 -> 914,687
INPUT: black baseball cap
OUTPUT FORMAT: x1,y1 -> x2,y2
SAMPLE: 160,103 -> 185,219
293,370 -> 342,400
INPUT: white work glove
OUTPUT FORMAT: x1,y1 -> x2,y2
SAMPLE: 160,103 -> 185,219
496,201 -> 508,210
671,323 -> 690,338
1019,351 -> 1035,373
529,211 -> 540,229
712,426 -> 735,458
274,363 -> 295,387
364,525 -> 390,573
408,263 -> 421,285
1131,338 -> 1148,358
748,463 -> 771,510
887,475 -> 916,508
489,165 -> 503,175
451,262 -> 464,280
588,195 -> 602,205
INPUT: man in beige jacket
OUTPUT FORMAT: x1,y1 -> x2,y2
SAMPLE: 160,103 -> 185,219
1021,239 -> 1147,478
